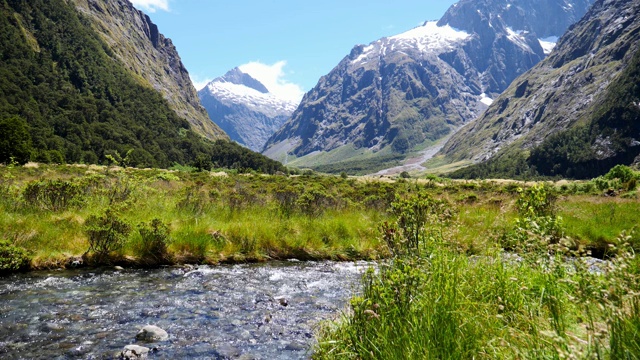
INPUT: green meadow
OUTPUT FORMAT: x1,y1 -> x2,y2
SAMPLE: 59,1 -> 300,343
1,163 -> 639,358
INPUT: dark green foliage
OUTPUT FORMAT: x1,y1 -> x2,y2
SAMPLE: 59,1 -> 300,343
208,140 -> 286,174
0,0 -> 285,174
0,239 -> 30,274
450,151 -> 535,180
22,179 -> 84,211
0,115 -> 32,164
137,219 -> 171,264
84,209 -> 131,261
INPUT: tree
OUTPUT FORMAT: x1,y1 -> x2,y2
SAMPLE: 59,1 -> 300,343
0,116 -> 32,165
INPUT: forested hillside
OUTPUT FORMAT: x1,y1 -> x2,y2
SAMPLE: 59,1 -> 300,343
0,0 -> 284,173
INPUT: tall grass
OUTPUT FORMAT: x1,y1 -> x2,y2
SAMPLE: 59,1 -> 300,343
314,185 -> 640,359
0,164 -> 637,271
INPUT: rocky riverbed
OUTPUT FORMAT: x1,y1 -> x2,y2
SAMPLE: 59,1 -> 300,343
0,261 -> 372,359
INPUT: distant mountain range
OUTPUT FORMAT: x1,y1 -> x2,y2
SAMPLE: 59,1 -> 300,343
440,0 -> 640,179
262,0 -> 594,174
199,68 -> 297,152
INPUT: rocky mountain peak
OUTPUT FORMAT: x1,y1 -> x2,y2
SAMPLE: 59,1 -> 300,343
263,0 -> 594,173
199,68 -> 297,152
217,68 -> 270,94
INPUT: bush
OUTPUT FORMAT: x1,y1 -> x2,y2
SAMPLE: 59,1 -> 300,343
137,219 -> 171,264
23,179 -> 84,211
385,191 -> 456,256
84,209 -> 131,262
502,184 -> 564,254
0,240 -> 31,274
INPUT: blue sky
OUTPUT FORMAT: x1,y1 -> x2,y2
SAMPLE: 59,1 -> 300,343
130,0 -> 457,101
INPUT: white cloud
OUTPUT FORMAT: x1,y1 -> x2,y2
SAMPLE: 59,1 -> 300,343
239,61 -> 305,103
190,75 -> 212,92
129,0 -> 170,13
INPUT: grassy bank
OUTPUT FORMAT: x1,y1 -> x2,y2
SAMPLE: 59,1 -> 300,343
0,164 -> 638,273
314,185 -> 640,359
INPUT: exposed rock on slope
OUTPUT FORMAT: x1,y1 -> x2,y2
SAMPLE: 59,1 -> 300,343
72,0 -> 226,140
442,0 -> 640,178
199,68 -> 296,151
264,0 -> 593,171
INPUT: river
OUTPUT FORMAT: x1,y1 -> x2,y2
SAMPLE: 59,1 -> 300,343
0,261 -> 372,359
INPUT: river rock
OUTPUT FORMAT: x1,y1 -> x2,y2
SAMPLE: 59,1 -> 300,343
214,343 -> 241,358
135,325 -> 168,342
121,344 -> 149,359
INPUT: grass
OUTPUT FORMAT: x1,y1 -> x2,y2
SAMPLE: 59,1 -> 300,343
314,185 -> 640,359
1,163 -> 639,357
0,164 -> 638,270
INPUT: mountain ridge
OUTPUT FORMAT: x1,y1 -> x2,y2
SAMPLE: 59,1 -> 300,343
440,0 -> 640,179
71,0 -> 226,140
263,0 -> 594,174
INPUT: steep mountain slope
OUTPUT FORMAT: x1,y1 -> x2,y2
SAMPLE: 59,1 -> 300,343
442,0 -> 640,179
0,0 -> 284,173
199,68 -> 296,151
264,0 -> 593,173
71,0 -> 226,140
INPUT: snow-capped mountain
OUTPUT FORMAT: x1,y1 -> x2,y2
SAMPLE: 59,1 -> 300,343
199,68 -> 297,151
263,0 -> 594,173
441,0 -> 640,179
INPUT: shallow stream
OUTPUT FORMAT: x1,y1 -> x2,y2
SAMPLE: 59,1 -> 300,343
0,261 -> 371,359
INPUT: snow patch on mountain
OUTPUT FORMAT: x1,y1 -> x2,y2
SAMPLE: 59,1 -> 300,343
480,93 -> 494,106
506,27 -> 532,51
352,21 -> 470,65
538,36 -> 559,55
205,81 -> 297,114
388,21 -> 471,52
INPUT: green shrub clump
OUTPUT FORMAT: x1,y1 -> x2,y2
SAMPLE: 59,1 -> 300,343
137,219 -> 171,264
22,179 -> 84,211
84,209 -> 131,262
0,240 -> 31,274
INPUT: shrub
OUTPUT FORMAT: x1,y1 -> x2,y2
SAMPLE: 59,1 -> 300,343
176,186 -> 210,215
137,219 -> 171,264
502,184 -> 564,254
84,209 -> 131,262
386,192 -> 456,256
22,179 -> 84,211
0,240 -> 31,274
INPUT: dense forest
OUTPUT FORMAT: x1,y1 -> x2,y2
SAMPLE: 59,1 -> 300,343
0,0 -> 285,173
452,48 -> 640,180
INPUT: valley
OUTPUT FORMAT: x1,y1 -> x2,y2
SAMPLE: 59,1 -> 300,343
1,0 -> 639,358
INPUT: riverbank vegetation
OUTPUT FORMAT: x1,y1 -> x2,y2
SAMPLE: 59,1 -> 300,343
0,163 -> 638,273
314,182 -> 640,359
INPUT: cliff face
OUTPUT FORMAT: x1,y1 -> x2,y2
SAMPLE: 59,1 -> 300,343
71,0 -> 226,140
263,0 -> 593,171
441,0 -> 640,178
199,68 -> 296,152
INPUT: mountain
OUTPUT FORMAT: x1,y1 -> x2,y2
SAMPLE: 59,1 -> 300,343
263,0 -> 594,174
199,68 -> 297,152
71,0 -> 225,141
441,0 -> 640,179
0,0 -> 285,173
